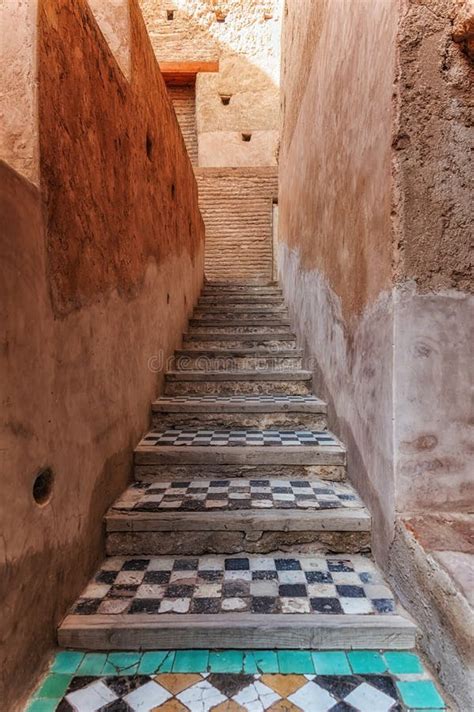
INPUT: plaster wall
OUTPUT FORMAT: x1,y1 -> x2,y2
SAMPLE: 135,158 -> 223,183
0,1 -> 204,707
0,0 -> 39,184
139,0 -> 282,166
88,0 -> 132,79
278,0 -> 399,554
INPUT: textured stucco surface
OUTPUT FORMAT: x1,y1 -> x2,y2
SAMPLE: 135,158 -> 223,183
392,0 -> 473,293
139,0 -> 282,166
0,1 -> 204,708
88,0 -> 132,78
0,0 -> 39,183
278,2 -> 473,707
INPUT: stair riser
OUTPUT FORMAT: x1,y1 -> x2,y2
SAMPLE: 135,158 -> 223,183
202,287 -> 281,294
106,530 -> 371,557
134,464 -> 346,482
183,338 -> 298,349
192,312 -> 288,321
174,356 -> 303,371
197,303 -> 286,311
189,325 -> 291,334
151,412 -> 328,430
58,620 -> 416,651
199,297 -> 284,305
164,380 -> 312,396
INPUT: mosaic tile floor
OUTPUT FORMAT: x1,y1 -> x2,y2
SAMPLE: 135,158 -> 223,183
112,479 -> 362,512
138,430 -> 339,447
27,649 -> 447,711
69,555 -> 396,616
154,396 -> 321,404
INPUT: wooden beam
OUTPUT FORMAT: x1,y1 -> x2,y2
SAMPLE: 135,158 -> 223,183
160,60 -> 219,85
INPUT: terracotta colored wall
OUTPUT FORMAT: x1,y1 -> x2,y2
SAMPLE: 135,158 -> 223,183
0,1 -> 204,708
278,0 -> 399,555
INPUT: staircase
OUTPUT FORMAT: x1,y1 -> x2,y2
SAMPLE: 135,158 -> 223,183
58,282 -> 416,651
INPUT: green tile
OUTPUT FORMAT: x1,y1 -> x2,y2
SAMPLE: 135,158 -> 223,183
138,651 -> 175,674
172,649 -> 209,673
76,652 -> 107,676
208,650 -> 244,673
34,674 -> 71,699
50,651 -> 84,674
26,700 -> 60,712
348,650 -> 387,674
277,650 -> 315,674
397,680 -> 445,709
102,652 -> 141,675
312,651 -> 351,675
243,650 -> 279,673
383,651 -> 424,675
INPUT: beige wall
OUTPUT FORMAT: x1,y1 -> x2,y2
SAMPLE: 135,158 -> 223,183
139,0 -> 282,167
279,0 -> 399,555
0,1 -> 204,708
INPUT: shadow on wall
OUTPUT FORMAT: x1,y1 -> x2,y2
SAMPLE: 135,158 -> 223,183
0,1 -> 204,709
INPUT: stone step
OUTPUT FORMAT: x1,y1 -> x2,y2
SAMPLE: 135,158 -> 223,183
199,295 -> 284,305
196,301 -> 286,311
106,478 -> 371,556
192,312 -> 289,322
164,369 -> 312,396
151,394 -> 327,429
173,349 -> 303,371
183,333 -> 298,350
58,553 -> 416,651
203,283 -> 281,293
134,428 -> 346,482
188,325 -> 293,335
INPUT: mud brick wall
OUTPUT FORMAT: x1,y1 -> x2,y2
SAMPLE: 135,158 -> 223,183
196,167 -> 278,282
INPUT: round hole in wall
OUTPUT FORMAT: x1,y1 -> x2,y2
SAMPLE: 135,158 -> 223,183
33,467 -> 54,506
146,130 -> 154,160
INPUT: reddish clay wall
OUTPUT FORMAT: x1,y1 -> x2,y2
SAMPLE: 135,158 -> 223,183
0,1 -> 204,708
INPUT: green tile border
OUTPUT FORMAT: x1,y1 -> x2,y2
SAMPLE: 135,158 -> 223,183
27,648 -> 447,710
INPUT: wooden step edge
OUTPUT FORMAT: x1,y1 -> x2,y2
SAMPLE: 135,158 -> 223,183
105,508 -> 372,532
151,399 -> 327,414
58,613 -> 417,650
133,447 -> 346,466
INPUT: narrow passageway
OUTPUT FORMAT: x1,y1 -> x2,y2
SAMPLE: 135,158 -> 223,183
3,1 -> 471,710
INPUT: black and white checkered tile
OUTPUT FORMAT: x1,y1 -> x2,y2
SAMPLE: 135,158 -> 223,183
156,395 -> 322,404
71,555 -> 396,617
57,672 -> 404,711
138,429 -> 338,447
112,478 -> 362,512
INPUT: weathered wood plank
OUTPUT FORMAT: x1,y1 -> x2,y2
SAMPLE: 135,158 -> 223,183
105,508 -> 371,532
58,613 -> 417,650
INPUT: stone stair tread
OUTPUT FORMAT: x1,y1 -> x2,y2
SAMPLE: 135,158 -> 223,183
189,319 -> 292,326
106,477 -> 371,532
184,332 -> 297,341
175,348 -> 303,357
58,553 -> 416,650
152,394 -> 326,413
165,370 -> 312,381
136,428 -> 341,449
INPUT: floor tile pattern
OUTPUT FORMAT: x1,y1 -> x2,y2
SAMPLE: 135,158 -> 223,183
28,649 -> 446,711
138,429 -> 339,447
112,479 -> 362,512
154,395 -> 322,404
70,555 -> 396,617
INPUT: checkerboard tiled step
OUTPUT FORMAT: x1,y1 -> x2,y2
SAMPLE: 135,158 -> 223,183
105,478 -> 371,556
134,428 -> 346,482
164,369 -> 313,396
58,554 -> 416,650
152,394 -> 327,429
